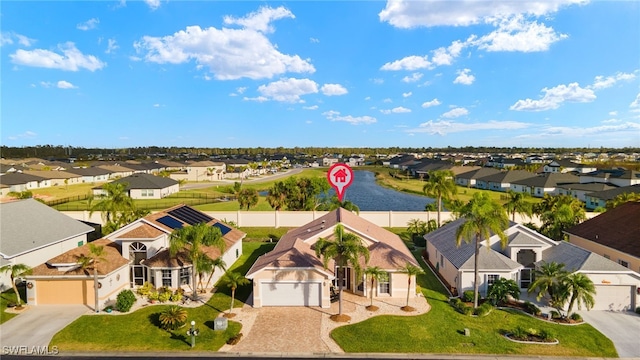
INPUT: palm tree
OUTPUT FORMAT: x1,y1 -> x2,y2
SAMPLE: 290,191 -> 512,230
315,223 -> 370,317
159,305 -> 188,330
0,264 -> 32,308
266,181 -> 287,210
222,271 -> 249,315
422,170 -> 457,227
563,272 -> 596,315
203,257 -> 227,292
364,266 -> 385,308
169,222 -> 225,301
90,182 -> 135,227
606,192 -> 640,209
504,190 -> 533,222
398,263 -> 424,308
237,188 -> 259,210
535,194 -> 586,241
528,261 -> 569,303
317,195 -> 360,214
77,243 -> 106,312
455,192 -> 509,308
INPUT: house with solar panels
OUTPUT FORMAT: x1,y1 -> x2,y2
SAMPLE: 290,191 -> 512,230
106,204 -> 246,290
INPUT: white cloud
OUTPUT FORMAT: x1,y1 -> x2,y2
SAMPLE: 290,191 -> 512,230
7,131 -> 37,140
364,96 -> 371,101
105,39 -> 119,54
40,81 -> 52,88
323,110 -> 376,125
9,42 -> 105,71
591,72 -> 636,90
230,86 -> 248,96
422,98 -> 441,108
381,55 -> 431,71
630,93 -> 640,108
609,111 -> 618,116
472,15 -> 568,52
383,98 -> 392,103
371,78 -> 384,84
321,83 -> 348,96
454,68 -> 475,85
77,18 -> 99,31
381,106 -> 412,114
412,120 -> 530,135
510,82 -> 596,111
310,37 -> 319,43
431,40 -> 465,65
602,118 -> 620,124
1,32 -> 36,47
145,0 -> 161,10
134,7 -> 313,80
57,80 -> 77,89
517,122 -> 640,139
402,72 -> 423,83
402,92 -> 412,98
223,6 -> 294,33
379,0 -> 586,28
257,77 -> 318,102
243,96 -> 269,102
441,107 -> 469,118
303,105 -> 318,110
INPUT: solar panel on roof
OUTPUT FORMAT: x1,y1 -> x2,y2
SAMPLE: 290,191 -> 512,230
168,206 -> 212,225
212,222 -> 232,235
156,215 -> 183,229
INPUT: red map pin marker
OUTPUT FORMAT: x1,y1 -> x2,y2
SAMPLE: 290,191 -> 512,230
327,163 -> 354,202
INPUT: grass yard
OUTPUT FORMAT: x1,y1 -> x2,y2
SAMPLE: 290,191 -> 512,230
330,252 -> 617,357
49,241 -> 276,352
0,288 -> 24,324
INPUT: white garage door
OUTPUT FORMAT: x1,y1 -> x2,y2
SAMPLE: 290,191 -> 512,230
261,282 -> 321,306
592,285 -> 635,311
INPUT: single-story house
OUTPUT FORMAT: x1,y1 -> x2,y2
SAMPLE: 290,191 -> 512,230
566,201 -> 640,274
543,159 -> 596,174
0,199 -> 95,291
509,173 -> 579,198
66,167 -> 111,183
25,239 -> 130,309
454,168 -> 501,188
556,182 -> 617,203
426,219 -> 640,311
0,172 -> 50,193
92,173 -> 180,199
246,208 -> 419,308
105,204 -> 245,290
584,184 -> 640,210
475,170 -> 536,192
23,170 -> 83,187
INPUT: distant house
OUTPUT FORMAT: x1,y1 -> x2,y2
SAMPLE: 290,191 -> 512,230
509,173 -> 579,197
66,167 -> 111,183
566,201 -> 640,274
23,170 -> 83,187
170,161 -> 225,182
543,159 -> 596,174
92,173 -> 180,200
475,170 -> 535,192
0,172 -> 49,193
454,168 -> 501,188
584,184 -> 640,210
322,157 -> 340,167
556,182 -> 617,202
580,169 -> 640,187
0,199 -> 95,291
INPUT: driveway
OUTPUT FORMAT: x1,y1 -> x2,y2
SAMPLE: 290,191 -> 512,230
578,310 -> 640,358
0,305 -> 89,347
229,306 -> 331,353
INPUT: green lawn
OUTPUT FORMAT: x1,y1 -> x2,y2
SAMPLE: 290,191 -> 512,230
330,252 -> 617,357
49,241 -> 276,352
0,288 -> 24,324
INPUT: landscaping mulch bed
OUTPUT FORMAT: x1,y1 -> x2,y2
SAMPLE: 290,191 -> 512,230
365,305 -> 379,311
401,306 -> 416,312
500,301 -> 583,324
505,333 -> 558,344
330,314 -> 351,322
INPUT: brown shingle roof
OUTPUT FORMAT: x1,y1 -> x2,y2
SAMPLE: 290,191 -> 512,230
565,201 -> 640,258
117,223 -> 165,239
30,239 -> 130,277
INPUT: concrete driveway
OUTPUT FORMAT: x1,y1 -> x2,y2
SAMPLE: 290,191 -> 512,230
578,310 -> 640,358
0,305 -> 89,347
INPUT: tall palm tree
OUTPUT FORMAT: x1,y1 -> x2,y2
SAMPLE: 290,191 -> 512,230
203,257 -> 227,291
398,263 -> 424,308
90,182 -> 135,226
422,170 -> 457,227
528,261 -> 569,303
0,263 -> 32,308
315,223 -> 370,317
266,181 -> 287,210
237,188 -> 259,210
317,195 -> 360,214
535,194 -> 586,241
504,190 -> 533,223
606,192 -> 640,209
455,192 -> 509,308
169,222 -> 225,301
563,272 -> 596,315
364,266 -> 385,307
77,243 -> 106,312
222,271 -> 249,315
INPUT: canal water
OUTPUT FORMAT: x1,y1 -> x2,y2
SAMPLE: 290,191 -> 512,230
334,171 -> 434,211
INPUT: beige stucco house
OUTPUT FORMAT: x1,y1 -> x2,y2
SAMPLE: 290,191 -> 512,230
246,208 -> 419,308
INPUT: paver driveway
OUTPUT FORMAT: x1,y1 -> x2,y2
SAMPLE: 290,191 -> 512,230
230,306 -> 331,353
578,310 -> 640,358
0,305 -> 89,347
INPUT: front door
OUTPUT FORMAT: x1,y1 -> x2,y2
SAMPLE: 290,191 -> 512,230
334,267 -> 352,291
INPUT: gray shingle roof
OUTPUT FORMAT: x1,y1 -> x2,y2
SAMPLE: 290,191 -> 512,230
459,246 -> 523,271
0,199 -> 94,258
537,241 -> 631,272
0,172 -> 47,186
109,173 -> 178,189
511,173 -> 579,187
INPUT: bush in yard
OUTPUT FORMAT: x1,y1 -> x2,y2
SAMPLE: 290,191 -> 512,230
137,282 -> 154,297
539,329 -> 555,341
511,326 -> 528,341
159,305 -> 188,330
462,305 -> 474,316
486,278 -> 520,305
158,290 -> 172,303
549,310 -> 561,319
170,291 -> 183,303
475,302 -> 493,317
523,301 -> 541,316
462,290 -> 475,303
569,312 -> 582,321
115,289 -> 136,312
227,333 -> 243,345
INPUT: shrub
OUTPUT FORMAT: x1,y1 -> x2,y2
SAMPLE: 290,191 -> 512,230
462,290 -> 475,303
538,329 -> 555,341
569,312 -> 582,321
449,298 -> 462,307
523,301 -> 541,316
227,333 -> 243,345
170,291 -> 183,303
159,305 -> 188,330
636,307 -> 640,315
148,291 -> 159,302
462,306 -> 474,316
549,310 -> 561,319
412,235 -> 426,248
137,282 -> 154,297
115,289 -> 136,312
475,302 -> 493,317
158,290 -> 172,303
511,326 -> 528,341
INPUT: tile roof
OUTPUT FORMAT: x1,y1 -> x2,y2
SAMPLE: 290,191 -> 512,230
537,241 -> 632,272
565,201 -> 640,258
0,199 -> 94,258
246,208 -> 418,278
29,239 -> 130,276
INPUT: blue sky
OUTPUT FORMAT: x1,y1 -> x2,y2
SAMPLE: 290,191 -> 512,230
2,1 -> 639,149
